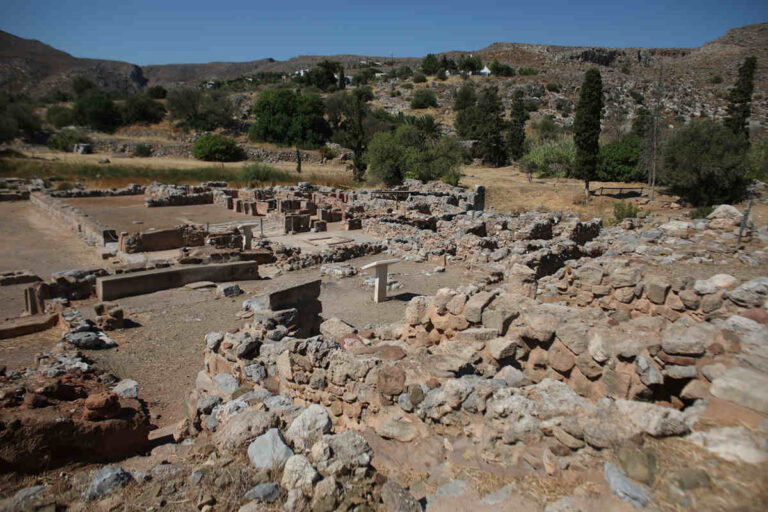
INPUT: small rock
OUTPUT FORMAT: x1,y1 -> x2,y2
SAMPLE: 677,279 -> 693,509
86,466 -> 132,500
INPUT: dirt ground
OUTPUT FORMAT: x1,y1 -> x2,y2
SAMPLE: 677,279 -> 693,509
0,201 -> 107,319
3,254 -> 481,428
64,195 -> 265,234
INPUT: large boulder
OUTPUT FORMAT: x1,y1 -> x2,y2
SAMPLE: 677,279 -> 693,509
247,428 -> 294,472
710,366 -> 768,413
214,410 -> 278,452
285,404 -> 332,451
727,277 -> 768,308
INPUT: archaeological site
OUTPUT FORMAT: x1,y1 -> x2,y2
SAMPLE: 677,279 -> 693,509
1,7 -> 768,512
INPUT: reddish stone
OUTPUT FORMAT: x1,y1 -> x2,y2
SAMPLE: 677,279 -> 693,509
657,351 -> 698,366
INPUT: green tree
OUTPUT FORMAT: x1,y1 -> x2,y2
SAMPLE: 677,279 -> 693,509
573,68 -> 603,202
489,58 -> 515,77
333,87 -> 376,181
0,94 -> 41,142
71,76 -> 98,98
74,91 -> 122,132
453,82 -> 476,111
662,120 -> 748,206
46,105 -> 75,128
455,86 -> 508,166
166,87 -> 202,125
338,67 -> 346,90
507,95 -> 529,160
146,85 -> 167,99
121,94 -> 166,125
413,72 -> 427,83
421,54 -> 440,75
249,88 -> 329,147
411,89 -> 438,109
724,56 -> 757,140
597,135 -> 643,182
296,148 -> 302,174
193,133 -> 245,162
458,55 -> 482,74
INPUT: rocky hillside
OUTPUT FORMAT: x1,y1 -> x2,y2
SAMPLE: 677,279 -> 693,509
0,30 -> 147,97
1,24 -> 765,127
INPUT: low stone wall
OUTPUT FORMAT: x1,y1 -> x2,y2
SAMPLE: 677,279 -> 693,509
544,261 -> 768,321
30,193 -> 117,247
118,225 -> 207,253
50,184 -> 144,198
95,261 -> 260,300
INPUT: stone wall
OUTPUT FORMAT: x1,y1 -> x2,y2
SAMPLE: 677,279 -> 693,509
118,225 -> 207,253
30,193 -> 117,247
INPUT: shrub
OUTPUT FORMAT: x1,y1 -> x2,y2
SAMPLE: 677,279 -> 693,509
710,75 -> 724,85
391,89 -> 401,97
546,82 -> 562,93
193,134 -> 245,162
517,67 -> 538,76
661,120 -> 749,206
121,95 -> 166,125
421,54 -> 440,75
46,105 -> 75,128
490,58 -> 515,77
401,83 -> 414,90
133,143 -> 152,157
453,82 -> 476,111
534,116 -> 559,141
612,201 -> 641,223
56,181 -> 75,191
520,136 -> 576,177
318,144 -> 338,160
411,89 -> 438,109
691,205 -> 714,219
629,90 -> 645,104
597,135 -> 643,182
621,64 -> 631,74
442,170 -> 461,186
239,163 -> 291,186
166,88 -> 234,130
413,72 -> 427,84
146,85 -> 167,99
74,92 -> 122,132
47,128 -> 91,152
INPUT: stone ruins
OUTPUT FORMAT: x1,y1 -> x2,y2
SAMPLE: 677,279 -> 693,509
0,176 -> 767,511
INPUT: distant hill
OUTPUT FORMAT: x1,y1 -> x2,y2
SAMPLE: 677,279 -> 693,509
1,23 -> 765,107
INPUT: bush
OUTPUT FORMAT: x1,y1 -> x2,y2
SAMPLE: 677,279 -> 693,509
691,205 -> 714,219
401,83 -> 414,90
597,135 -> 643,182
710,75 -> 724,85
56,181 -> 75,191
629,90 -> 645,104
193,134 -> 245,162
520,136 -> 576,177
146,85 -> 167,99
612,201 -> 641,223
490,58 -> 515,77
46,105 -> 75,128
534,116 -> 559,141
413,72 -> 427,84
518,67 -> 538,76
411,89 -> 438,109
318,145 -> 338,160
47,128 -> 91,152
239,163 -> 292,186
546,82 -> 562,93
121,95 -> 166,125
662,120 -> 749,206
166,88 -> 234,130
442,170 -> 461,186
133,143 -> 152,157
74,92 -> 122,132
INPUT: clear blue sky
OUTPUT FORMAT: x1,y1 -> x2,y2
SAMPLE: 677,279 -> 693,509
2,0 -> 766,65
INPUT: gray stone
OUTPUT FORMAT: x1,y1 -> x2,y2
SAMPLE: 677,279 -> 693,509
197,395 -> 222,415
688,426 -> 768,464
610,267 -> 642,288
644,275 -> 670,305
205,331 -> 224,351
86,466 -> 132,500
701,363 -> 726,382
710,366 -> 768,413
615,399 -> 688,437
310,476 -> 339,512
285,404 -> 332,451
244,363 -> 267,383
556,321 -> 590,355
214,410 -> 278,452
217,282 -> 242,297
113,379 -> 138,398
660,321 -> 714,356
247,428 -> 294,472
404,296 -> 430,324
663,365 -> 698,380
493,366 -> 530,387
488,337 -> 519,360
319,317 -> 355,340
281,455 -> 318,494
213,373 -> 239,396
727,277 -> 768,308
244,482 -> 281,502
381,481 -> 421,512
635,357 -> 663,386
464,291 -> 496,323
604,462 -> 653,509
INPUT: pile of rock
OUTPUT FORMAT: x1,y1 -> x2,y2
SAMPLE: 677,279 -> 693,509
144,183 -> 214,207
0,343 -> 150,473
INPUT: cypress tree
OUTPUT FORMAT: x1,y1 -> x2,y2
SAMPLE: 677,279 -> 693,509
725,56 -> 757,140
573,68 -> 603,203
338,67 -> 346,90
507,94 -> 529,161
296,148 -> 302,174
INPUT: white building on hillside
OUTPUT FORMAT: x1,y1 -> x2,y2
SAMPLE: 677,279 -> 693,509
479,65 -> 491,76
